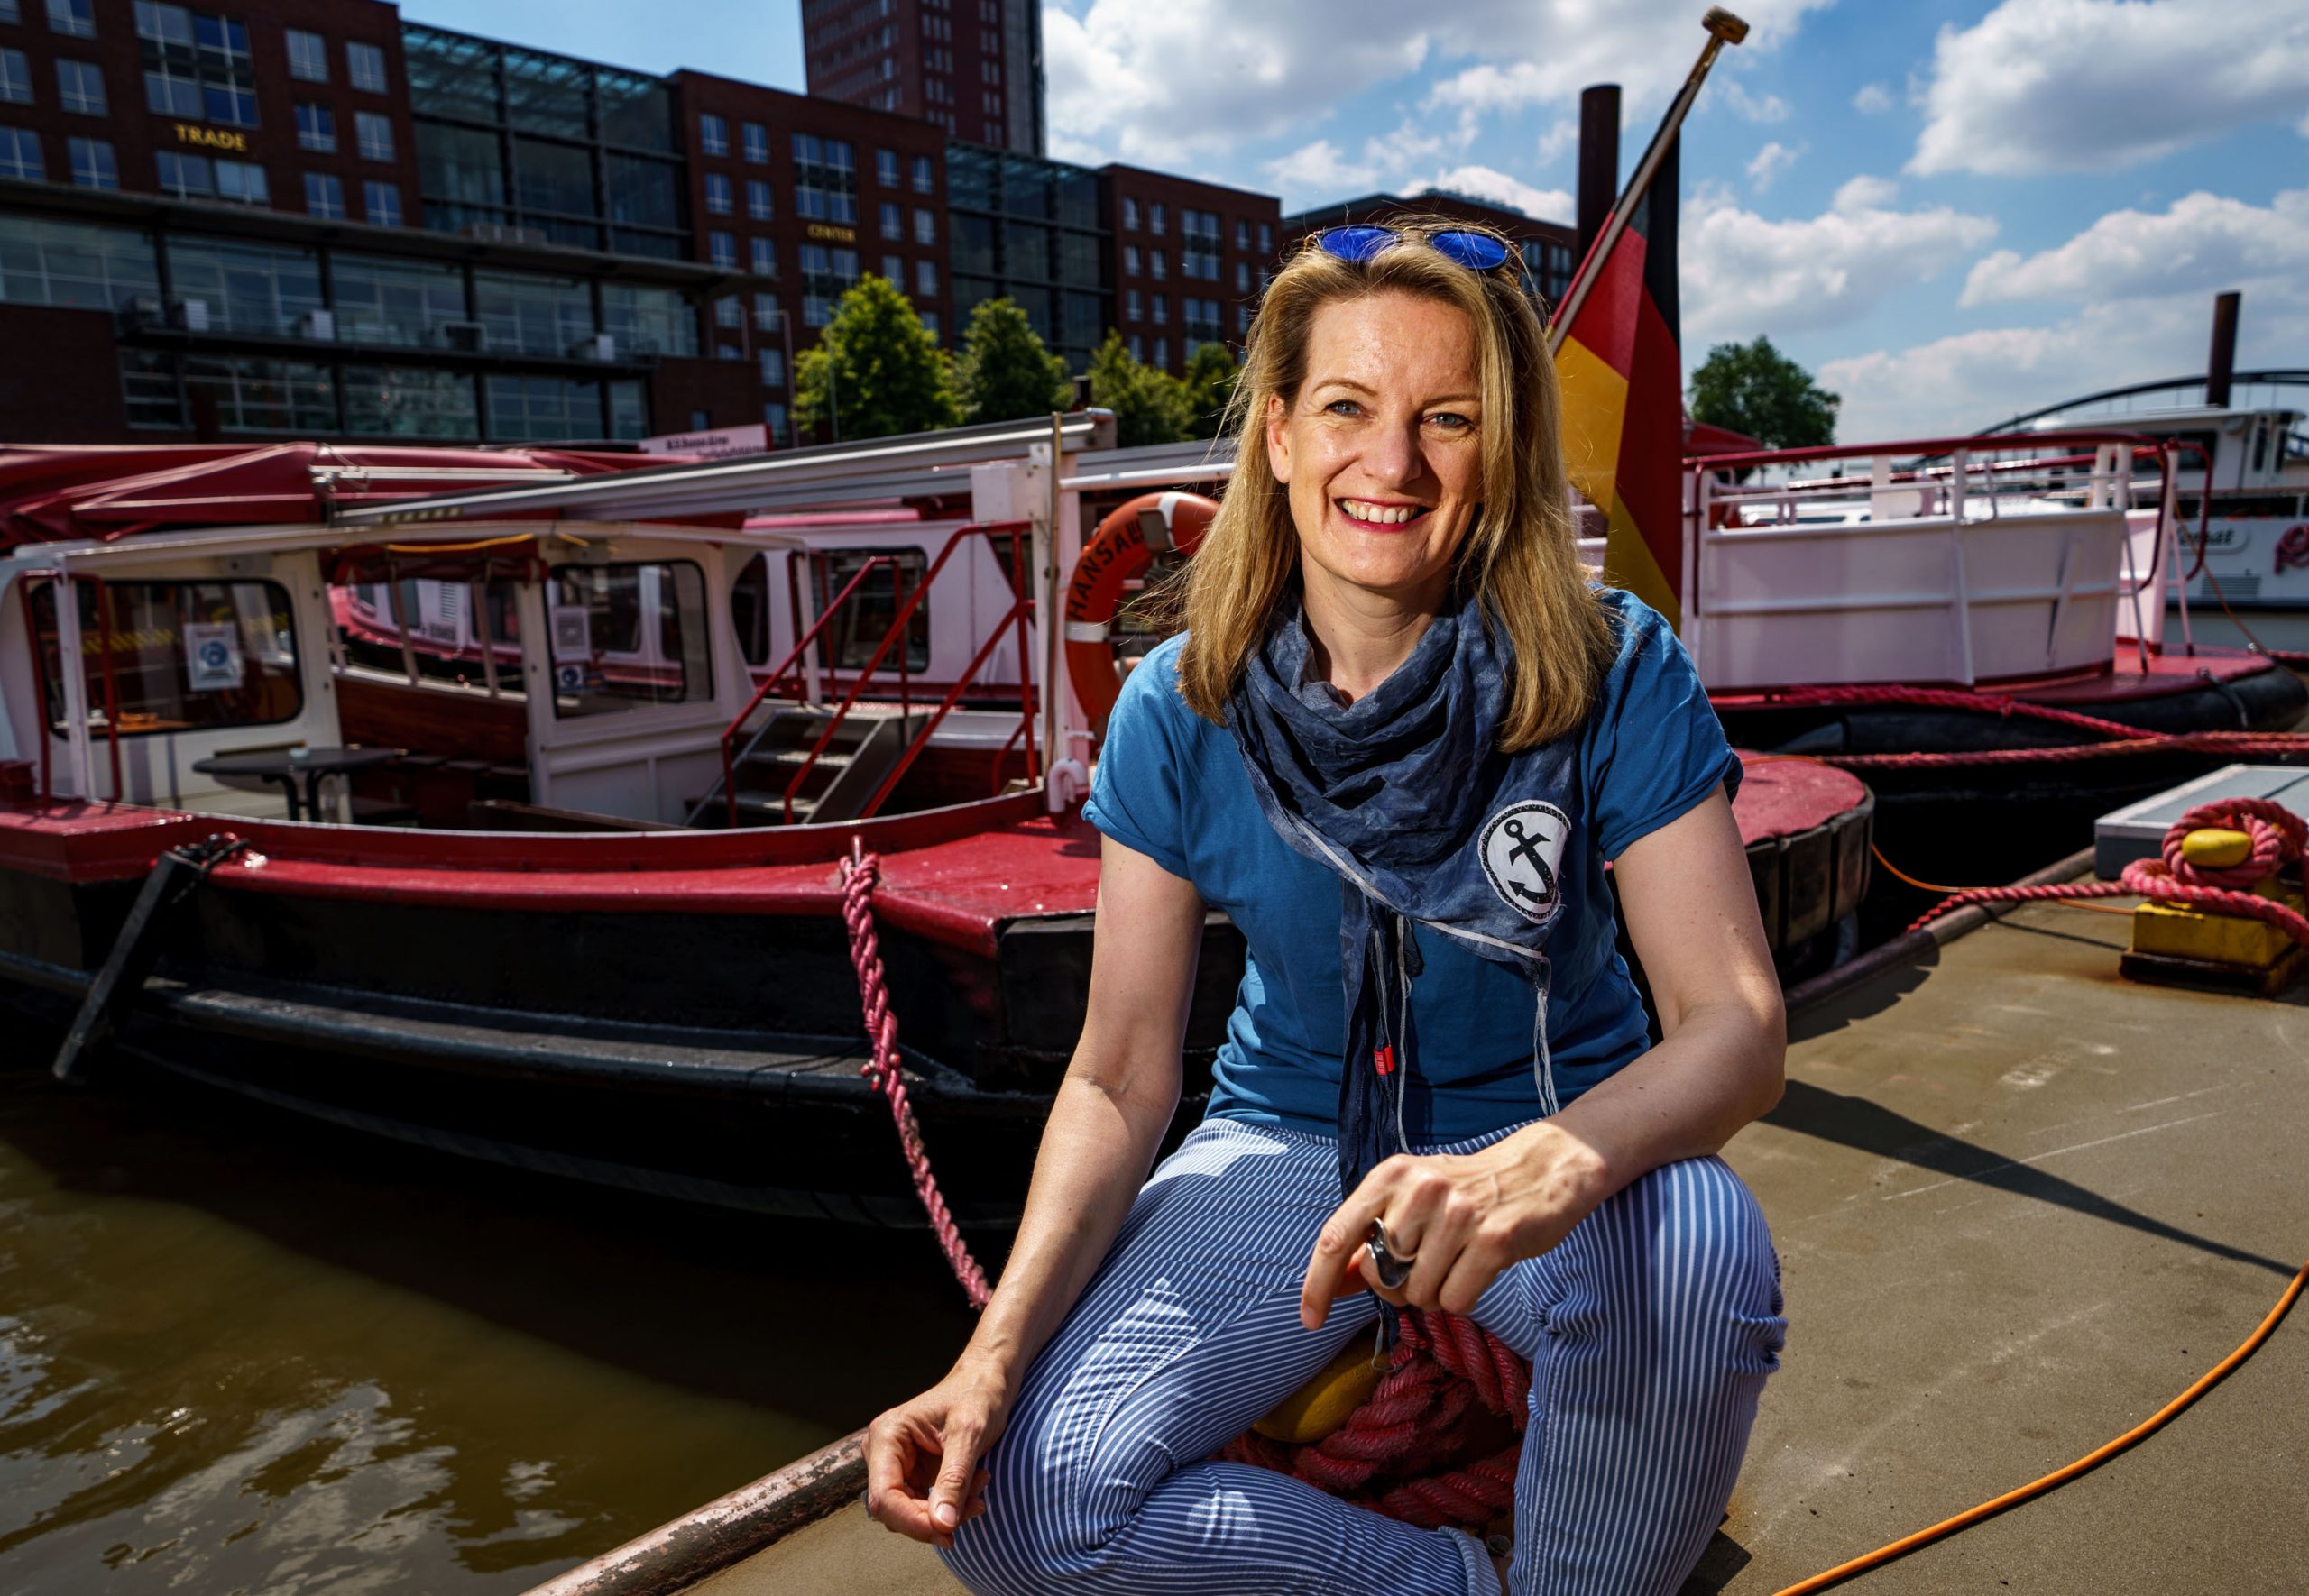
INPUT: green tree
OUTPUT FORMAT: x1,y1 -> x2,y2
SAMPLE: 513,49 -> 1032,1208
795,274 -> 961,441
954,297 -> 1072,422
1182,341 -> 1240,437
1087,332 -> 1194,449
1687,335 -> 1840,448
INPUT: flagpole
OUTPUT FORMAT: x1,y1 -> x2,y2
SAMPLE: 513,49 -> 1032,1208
1548,7 -> 1748,352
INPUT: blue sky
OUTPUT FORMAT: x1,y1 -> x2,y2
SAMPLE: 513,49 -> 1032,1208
436,0 -> 2307,440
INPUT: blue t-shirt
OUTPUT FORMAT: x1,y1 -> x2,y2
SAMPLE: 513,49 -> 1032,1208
1085,588 -> 1737,1145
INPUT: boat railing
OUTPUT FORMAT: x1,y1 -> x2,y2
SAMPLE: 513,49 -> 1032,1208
777,518 -> 1033,825
16,567 -> 124,804
704,553 -> 910,828
1685,430 -> 2186,689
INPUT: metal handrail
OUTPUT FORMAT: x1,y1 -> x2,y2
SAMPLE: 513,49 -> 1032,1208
706,553 -> 903,828
778,519 -> 1033,824
859,597 -> 1035,820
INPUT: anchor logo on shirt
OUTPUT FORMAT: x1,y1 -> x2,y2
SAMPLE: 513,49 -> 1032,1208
1477,801 -> 1571,924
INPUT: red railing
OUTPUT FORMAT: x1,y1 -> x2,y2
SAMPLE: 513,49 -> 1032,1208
777,519 -> 1035,824
18,570 -> 124,803
716,553 -> 906,827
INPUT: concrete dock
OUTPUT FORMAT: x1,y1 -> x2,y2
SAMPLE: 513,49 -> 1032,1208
670,897 -> 2309,1593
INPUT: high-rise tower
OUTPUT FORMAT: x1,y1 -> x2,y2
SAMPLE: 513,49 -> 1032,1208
802,0 -> 1044,154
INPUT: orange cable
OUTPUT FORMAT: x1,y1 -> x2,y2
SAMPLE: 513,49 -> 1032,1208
1771,1257 -> 2309,1595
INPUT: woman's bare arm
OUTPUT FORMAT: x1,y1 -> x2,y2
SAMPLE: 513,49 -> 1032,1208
1302,785 -> 1784,1321
865,835 -> 1206,1545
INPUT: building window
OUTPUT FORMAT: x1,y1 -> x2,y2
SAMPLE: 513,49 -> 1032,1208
346,40 -> 387,93
920,309 -> 938,340
0,47 -> 30,105
709,230 -> 735,269
363,179 -> 401,225
1151,249 -> 1167,280
764,401 -> 788,444
1123,244 -> 1139,276
68,135 -> 114,189
1149,202 -> 1165,235
603,281 -> 697,356
295,101 -> 335,153
0,124 -> 35,176
45,0 -> 92,38
0,215 -> 159,308
879,198 -> 900,240
286,27 -> 326,82
303,170 -> 343,218
1153,337 -> 1168,369
876,148 -> 898,186
792,133 -> 856,224
1152,293 -> 1167,324
913,207 -> 934,246
155,151 -> 268,205
699,111 -> 728,156
750,236 -> 775,275
137,5 -> 255,127
881,252 -> 902,284
713,294 -> 741,328
704,171 -> 731,215
746,178 -> 771,220
1124,287 -> 1141,322
1258,222 -> 1273,254
354,109 -> 393,161
741,120 -> 768,162
1122,196 -> 1138,230
915,259 -> 935,298
1127,333 -> 1142,362
1237,302 -> 1252,335
751,291 -> 777,331
911,153 -> 933,194
1236,261 -> 1250,292
1235,217 -> 1249,250
55,57 -> 104,114
759,346 -> 783,387
0,0 -> 14,22
342,366 -> 479,437
164,236 -> 322,335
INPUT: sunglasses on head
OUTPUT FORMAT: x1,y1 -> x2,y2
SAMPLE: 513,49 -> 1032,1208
1311,224 -> 1515,273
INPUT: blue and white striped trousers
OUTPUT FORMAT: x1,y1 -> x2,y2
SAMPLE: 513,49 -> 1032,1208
940,1116 -> 1784,1596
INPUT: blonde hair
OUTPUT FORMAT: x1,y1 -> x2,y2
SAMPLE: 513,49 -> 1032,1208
1173,217 -> 1613,752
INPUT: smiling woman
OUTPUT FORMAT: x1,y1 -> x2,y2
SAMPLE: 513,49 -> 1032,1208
866,221 -> 1790,1596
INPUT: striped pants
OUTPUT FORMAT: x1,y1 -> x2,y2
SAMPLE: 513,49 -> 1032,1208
940,1117 -> 1785,1596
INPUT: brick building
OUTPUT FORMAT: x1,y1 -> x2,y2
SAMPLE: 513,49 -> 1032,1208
1278,188 -> 1581,312
672,69 -> 951,445
802,0 -> 1043,154
1104,164 -> 1279,375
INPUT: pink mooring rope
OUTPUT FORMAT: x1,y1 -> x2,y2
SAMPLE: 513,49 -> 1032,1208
1909,798 -> 2309,946
840,840 -> 991,1309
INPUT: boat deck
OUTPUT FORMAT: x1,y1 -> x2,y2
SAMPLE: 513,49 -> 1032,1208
678,896 -> 2309,1594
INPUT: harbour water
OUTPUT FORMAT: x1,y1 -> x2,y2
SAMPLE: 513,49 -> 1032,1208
0,1047 -> 980,1595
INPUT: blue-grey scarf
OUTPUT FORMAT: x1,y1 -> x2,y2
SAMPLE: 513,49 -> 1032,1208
1227,583 -> 1573,1214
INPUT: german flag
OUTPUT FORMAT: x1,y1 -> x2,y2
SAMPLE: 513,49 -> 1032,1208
1553,135 -> 1686,628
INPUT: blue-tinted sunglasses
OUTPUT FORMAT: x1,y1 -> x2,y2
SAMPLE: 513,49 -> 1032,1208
1312,224 -> 1514,272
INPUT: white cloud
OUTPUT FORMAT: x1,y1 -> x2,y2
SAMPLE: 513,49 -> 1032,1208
1852,82 -> 1893,114
1832,174 -> 1900,212
1961,188 -> 2309,305
1745,141 -> 1803,194
1909,0 -> 2309,176
1682,187 -> 1999,340
1264,139 -> 1383,195
1720,80 -> 1792,124
1535,117 -> 1580,166
1423,165 -> 1573,220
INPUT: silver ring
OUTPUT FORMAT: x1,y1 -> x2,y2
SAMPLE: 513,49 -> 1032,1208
1365,1218 -> 1416,1291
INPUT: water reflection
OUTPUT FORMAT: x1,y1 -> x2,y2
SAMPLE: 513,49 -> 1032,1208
0,1052 -> 983,1593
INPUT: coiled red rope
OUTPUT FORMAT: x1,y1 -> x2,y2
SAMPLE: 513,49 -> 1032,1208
1909,798 -> 2309,944
1757,684 -> 2309,772
840,840 -> 991,1309
1221,1310 -> 1530,1532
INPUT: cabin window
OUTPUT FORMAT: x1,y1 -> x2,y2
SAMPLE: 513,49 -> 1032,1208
816,547 -> 928,673
30,578 -> 301,737
731,554 -> 773,667
547,562 -> 713,718
334,577 -> 526,696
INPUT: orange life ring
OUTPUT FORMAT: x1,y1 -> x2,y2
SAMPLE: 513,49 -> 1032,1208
1063,491 -> 1219,729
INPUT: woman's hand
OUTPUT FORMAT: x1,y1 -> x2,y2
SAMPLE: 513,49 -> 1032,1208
1298,1122 -> 1611,1328
862,1351 -> 1015,1550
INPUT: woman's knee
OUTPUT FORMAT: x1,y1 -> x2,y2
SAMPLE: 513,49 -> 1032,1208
1552,1157 -> 1782,1356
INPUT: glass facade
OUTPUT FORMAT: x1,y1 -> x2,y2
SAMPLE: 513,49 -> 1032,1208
0,216 -> 158,309
944,142 -> 1109,371
405,23 -> 686,258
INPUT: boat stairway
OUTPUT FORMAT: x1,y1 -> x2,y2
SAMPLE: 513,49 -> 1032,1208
694,705 -> 917,829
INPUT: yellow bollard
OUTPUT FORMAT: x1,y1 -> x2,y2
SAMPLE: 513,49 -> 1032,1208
1253,1337 -> 1387,1443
